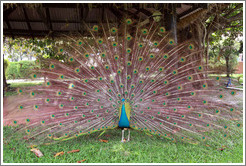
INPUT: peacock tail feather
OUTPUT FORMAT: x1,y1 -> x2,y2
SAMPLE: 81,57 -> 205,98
4,16 -> 243,147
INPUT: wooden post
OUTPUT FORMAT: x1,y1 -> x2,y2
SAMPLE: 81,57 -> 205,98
163,4 -> 177,44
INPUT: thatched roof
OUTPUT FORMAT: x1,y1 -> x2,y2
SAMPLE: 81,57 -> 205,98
3,3 -> 208,38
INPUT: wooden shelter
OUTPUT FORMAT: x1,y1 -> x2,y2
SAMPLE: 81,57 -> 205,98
3,3 -> 208,42
3,3 -> 243,95
2,3 -> 211,95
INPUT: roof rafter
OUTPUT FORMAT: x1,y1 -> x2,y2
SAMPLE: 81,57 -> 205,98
22,6 -> 33,39
3,6 -> 17,38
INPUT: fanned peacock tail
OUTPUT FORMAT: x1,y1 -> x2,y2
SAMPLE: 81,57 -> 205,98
5,17 -> 243,146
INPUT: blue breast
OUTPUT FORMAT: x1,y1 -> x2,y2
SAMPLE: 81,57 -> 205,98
118,104 -> 130,128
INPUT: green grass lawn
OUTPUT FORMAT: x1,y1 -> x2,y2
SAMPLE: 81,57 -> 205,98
209,74 -> 244,84
5,82 -> 43,96
3,126 -> 243,163
9,82 -> 43,88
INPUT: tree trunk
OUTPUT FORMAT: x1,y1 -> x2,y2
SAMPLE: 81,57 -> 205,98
3,55 -> 8,97
205,36 -> 210,77
225,56 -> 230,77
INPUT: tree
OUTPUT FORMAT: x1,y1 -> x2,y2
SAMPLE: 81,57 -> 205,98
209,30 -> 241,77
204,3 -> 243,75
2,37 -> 58,95
220,40 -> 239,77
3,56 -> 9,96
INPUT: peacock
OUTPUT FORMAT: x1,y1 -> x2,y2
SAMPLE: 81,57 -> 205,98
4,16 -> 243,147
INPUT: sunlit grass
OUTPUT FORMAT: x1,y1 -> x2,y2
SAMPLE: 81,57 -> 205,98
209,74 -> 243,84
5,82 -> 43,96
8,82 -> 43,88
3,126 -> 243,163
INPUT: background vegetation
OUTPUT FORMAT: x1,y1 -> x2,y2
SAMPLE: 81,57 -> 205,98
5,61 -> 39,79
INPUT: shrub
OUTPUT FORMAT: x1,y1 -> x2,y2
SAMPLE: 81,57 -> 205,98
18,61 -> 37,79
6,62 -> 19,79
6,61 -> 39,79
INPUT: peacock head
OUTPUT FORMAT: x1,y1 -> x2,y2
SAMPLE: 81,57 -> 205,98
122,98 -> 126,102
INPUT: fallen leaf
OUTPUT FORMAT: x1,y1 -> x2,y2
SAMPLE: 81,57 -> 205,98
11,148 -> 16,153
54,151 -> 64,157
217,148 -> 225,151
198,130 -> 209,132
77,159 -> 86,163
99,139 -> 108,143
23,136 -> 29,140
31,148 -> 44,158
217,145 -> 227,151
28,145 -> 37,149
67,149 -> 80,154
105,134 -> 111,137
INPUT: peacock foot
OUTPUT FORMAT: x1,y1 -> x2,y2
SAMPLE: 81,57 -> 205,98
121,138 -> 127,143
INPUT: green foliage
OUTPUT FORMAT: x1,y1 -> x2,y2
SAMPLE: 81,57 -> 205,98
6,62 -> 19,79
208,59 -> 226,74
3,37 -> 59,65
3,37 -> 72,74
18,61 -> 39,79
6,61 -> 39,79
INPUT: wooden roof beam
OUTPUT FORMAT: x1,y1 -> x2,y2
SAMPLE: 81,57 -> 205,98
45,8 -> 52,31
36,7 -> 51,31
7,19 -> 116,24
42,3 -> 78,8
79,5 -> 83,34
3,29 -> 103,38
22,6 -> 33,39
178,3 -> 208,19
3,5 -> 17,16
3,6 -> 17,39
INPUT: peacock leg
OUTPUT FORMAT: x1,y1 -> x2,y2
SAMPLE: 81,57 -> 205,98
127,129 -> 130,142
121,129 -> 124,142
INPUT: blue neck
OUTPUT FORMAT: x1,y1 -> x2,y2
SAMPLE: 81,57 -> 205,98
118,103 -> 130,128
